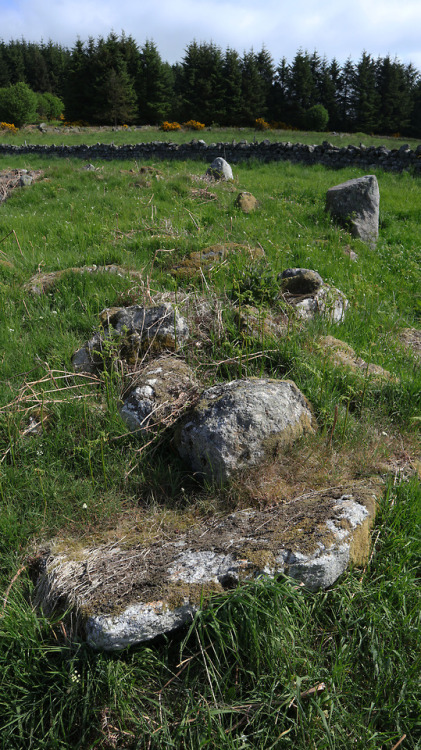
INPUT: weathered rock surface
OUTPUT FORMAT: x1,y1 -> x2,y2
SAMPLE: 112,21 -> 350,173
120,355 -> 199,433
176,378 -> 315,483
206,157 -> 233,180
72,303 -> 189,373
34,482 -> 379,650
326,175 -> 380,248
319,336 -> 397,382
0,168 -> 43,204
235,191 -> 258,213
284,283 -> 348,323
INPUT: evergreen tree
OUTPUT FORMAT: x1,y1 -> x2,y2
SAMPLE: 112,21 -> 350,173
221,47 -> 243,125
0,42 -> 11,87
256,46 -> 275,118
91,34 -> 137,124
240,49 -> 266,124
338,57 -> 355,131
288,49 -> 316,127
178,41 -> 224,123
3,41 -> 25,84
352,51 -> 380,133
137,40 -> 173,124
376,56 -> 414,134
272,57 -> 291,124
22,42 -> 50,92
64,38 -> 97,122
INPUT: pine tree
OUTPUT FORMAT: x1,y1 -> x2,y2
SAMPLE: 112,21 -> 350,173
352,52 -> 380,133
221,47 -> 243,125
137,40 -> 173,124
178,41 -> 224,124
240,49 -> 266,125
272,57 -> 291,124
338,57 -> 355,131
376,56 -> 414,134
288,49 -> 316,127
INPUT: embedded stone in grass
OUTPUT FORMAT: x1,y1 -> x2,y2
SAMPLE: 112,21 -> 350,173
234,305 -> 289,340
175,378 -> 315,484
24,264 -> 143,295
172,242 -> 264,279
319,336 -> 398,382
34,482 -> 379,650
205,157 -> 233,180
397,328 -> 421,363
120,355 -> 199,433
325,174 -> 380,248
72,303 -> 189,373
285,284 -> 348,324
234,191 -> 258,213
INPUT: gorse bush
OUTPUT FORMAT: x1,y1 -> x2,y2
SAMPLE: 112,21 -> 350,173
184,119 -> 205,130
161,120 -> 181,131
255,117 -> 270,130
0,121 -> 18,133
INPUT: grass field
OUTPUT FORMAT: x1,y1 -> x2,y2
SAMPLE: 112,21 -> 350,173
1,123 -> 421,150
0,132 -> 420,748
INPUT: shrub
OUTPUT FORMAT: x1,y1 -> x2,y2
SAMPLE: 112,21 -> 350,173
36,92 -> 64,122
184,119 -> 205,130
0,82 -> 38,127
255,117 -> 270,131
161,121 -> 181,131
0,121 -> 18,134
304,104 -> 329,132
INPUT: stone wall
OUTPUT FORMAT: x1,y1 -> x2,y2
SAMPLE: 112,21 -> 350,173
1,139 -> 421,173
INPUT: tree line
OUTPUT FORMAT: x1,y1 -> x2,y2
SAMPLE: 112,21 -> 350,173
0,34 -> 420,135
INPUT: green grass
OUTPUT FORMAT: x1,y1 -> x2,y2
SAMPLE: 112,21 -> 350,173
0,142 -> 420,748
1,123 -> 420,149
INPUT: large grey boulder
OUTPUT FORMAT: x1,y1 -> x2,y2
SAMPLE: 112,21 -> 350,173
72,303 -> 189,373
34,482 -> 378,650
176,378 -> 315,483
206,157 -> 233,181
326,175 -> 380,248
120,355 -> 198,433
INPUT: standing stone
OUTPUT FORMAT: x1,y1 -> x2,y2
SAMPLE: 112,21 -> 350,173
176,378 -> 315,483
326,175 -> 380,248
206,157 -> 233,181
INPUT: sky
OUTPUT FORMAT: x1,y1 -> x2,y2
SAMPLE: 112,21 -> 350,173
1,0 -> 421,70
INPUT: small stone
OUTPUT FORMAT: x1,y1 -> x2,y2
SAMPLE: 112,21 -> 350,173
234,192 -> 258,213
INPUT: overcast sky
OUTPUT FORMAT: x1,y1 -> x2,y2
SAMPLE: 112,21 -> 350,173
1,0 -> 421,70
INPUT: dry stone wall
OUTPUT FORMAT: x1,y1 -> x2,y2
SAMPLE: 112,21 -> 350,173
1,139 -> 421,173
